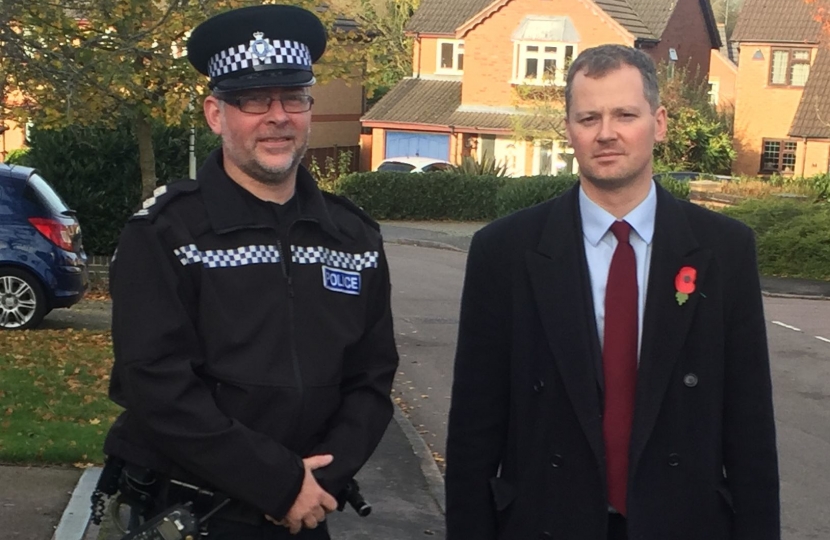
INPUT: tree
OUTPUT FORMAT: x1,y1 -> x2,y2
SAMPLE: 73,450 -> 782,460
335,0 -> 419,104
710,0 -> 745,38
805,0 -> 830,34
1,0 -> 363,199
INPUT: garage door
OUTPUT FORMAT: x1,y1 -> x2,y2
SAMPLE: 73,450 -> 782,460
385,131 -> 450,161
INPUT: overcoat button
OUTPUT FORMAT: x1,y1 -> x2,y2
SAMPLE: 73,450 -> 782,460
668,453 -> 680,466
551,454 -> 563,468
533,379 -> 545,393
683,373 -> 698,387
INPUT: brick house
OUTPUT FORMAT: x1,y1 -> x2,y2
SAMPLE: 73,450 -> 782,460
732,0 -> 830,177
708,24 -> 738,110
361,0 -> 720,176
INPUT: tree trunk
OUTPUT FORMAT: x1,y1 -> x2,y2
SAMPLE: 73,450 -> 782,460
135,113 -> 157,200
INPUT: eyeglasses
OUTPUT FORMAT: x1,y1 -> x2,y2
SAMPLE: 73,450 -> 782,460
221,94 -> 314,114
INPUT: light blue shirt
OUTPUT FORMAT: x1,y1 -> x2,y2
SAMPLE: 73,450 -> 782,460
579,182 -> 657,359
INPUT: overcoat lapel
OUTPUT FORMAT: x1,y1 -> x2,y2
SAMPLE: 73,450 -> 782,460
629,185 -> 712,476
526,186 -> 605,467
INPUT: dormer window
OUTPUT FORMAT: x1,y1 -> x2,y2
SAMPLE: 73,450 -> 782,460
437,40 -> 464,73
770,48 -> 811,87
511,16 -> 580,86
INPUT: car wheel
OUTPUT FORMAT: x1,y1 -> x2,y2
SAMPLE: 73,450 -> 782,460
0,267 -> 48,330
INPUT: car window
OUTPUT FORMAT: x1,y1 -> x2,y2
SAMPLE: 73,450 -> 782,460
423,163 -> 452,172
377,161 -> 416,173
26,173 -> 71,214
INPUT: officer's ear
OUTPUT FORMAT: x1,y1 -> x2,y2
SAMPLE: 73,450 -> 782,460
204,95 -> 223,136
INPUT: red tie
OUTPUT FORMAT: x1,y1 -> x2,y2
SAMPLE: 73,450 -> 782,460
603,220 -> 638,516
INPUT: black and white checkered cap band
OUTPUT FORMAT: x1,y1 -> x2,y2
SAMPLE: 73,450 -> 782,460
174,244 -> 281,268
292,246 -> 380,272
208,39 -> 312,79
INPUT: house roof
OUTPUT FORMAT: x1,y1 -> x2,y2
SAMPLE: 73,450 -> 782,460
732,0 -> 822,43
717,24 -> 738,65
790,47 -> 830,139
406,0 -> 718,46
406,0 -> 493,35
361,77 -> 559,132
361,78 -> 460,126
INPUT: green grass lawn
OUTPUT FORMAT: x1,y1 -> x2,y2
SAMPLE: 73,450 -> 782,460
0,330 -> 121,465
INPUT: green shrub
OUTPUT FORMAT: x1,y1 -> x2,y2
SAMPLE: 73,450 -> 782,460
655,175 -> 691,200
23,122 -> 219,255
337,171 -> 505,220
495,174 -> 577,216
723,199 -> 830,280
3,148 -> 32,166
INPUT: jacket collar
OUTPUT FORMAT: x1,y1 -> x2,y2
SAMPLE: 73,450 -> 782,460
198,149 -> 345,241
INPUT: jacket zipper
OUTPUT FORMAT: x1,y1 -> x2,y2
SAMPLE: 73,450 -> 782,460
279,223 -> 305,438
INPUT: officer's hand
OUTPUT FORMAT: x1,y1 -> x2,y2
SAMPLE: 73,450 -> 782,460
274,454 -> 337,534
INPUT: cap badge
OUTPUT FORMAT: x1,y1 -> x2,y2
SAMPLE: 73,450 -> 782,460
249,32 -> 275,60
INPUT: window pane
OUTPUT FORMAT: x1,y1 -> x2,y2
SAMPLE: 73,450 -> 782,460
763,140 -> 780,170
565,46 -> 574,64
457,52 -> 464,71
791,63 -> 809,86
543,59 -> 556,79
784,141 -> 798,152
771,51 -> 788,84
544,46 -> 557,53
539,141 -> 553,175
441,43 -> 454,68
793,50 -> 810,60
526,58 -> 538,79
526,45 -> 539,52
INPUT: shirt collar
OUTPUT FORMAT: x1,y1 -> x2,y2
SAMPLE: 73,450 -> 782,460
578,180 -> 657,246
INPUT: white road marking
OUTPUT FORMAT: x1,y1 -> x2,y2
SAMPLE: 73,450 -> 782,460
772,321 -> 802,332
816,336 -> 830,344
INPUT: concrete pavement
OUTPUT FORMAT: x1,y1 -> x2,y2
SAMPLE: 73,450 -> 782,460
3,220 -> 828,540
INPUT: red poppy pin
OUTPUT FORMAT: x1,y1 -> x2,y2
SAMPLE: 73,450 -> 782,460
675,266 -> 697,305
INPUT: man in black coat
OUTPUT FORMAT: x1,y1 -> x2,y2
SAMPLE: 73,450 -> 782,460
101,5 -> 398,539
445,45 -> 779,540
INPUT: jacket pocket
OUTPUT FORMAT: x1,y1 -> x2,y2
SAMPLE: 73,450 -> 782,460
489,476 -> 516,511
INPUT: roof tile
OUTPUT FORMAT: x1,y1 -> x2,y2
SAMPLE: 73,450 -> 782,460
790,47 -> 830,138
732,0 -> 822,43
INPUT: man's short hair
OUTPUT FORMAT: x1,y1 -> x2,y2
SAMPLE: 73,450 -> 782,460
565,44 -> 660,117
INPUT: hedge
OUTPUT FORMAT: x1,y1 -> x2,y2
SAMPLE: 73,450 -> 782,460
14,122 -> 219,255
722,199 -> 830,280
336,171 -> 690,221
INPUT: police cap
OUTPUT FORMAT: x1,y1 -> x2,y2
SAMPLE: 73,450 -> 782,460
187,4 -> 327,91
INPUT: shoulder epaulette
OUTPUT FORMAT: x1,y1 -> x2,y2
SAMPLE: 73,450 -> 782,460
130,180 -> 200,221
322,191 -> 380,232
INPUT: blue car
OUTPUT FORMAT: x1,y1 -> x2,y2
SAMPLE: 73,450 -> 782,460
0,163 -> 88,329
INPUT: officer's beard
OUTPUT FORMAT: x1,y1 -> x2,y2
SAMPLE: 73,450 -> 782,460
240,139 -> 309,187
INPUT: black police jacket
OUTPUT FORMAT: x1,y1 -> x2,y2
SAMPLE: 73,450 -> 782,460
103,150 -> 399,522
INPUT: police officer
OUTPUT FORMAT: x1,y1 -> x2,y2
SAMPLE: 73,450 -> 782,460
102,5 -> 399,538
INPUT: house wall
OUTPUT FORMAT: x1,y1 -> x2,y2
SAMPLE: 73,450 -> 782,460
413,37 -> 440,76
309,78 -> 363,149
371,128 -> 387,168
733,44 -> 815,175
0,119 -> 26,161
802,139 -> 830,176
708,51 -> 737,110
460,0 -> 633,108
649,0 -> 712,79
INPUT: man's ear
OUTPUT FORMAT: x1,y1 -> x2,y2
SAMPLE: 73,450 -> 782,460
654,105 -> 668,143
204,96 -> 223,136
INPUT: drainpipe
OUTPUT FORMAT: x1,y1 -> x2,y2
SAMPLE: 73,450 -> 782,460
415,32 -> 422,78
801,137 -> 808,177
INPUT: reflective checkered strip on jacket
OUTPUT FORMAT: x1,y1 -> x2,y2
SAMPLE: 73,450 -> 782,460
174,244 -> 379,270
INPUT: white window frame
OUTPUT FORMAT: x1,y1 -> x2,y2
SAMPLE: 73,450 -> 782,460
436,39 -> 464,73
512,41 -> 576,86
708,79 -> 720,106
532,140 -> 577,175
